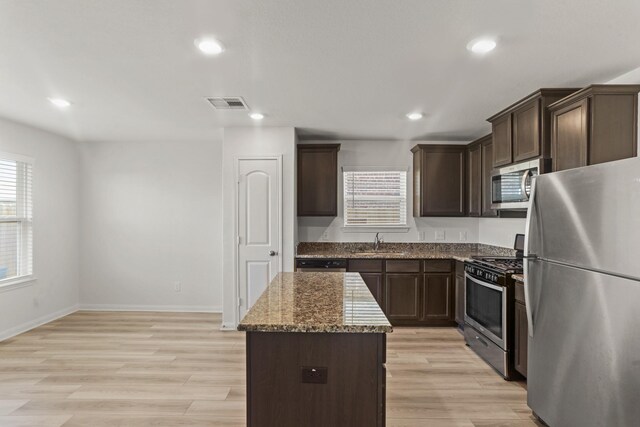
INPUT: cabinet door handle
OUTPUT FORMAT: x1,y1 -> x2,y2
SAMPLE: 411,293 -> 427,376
269,250 -> 278,256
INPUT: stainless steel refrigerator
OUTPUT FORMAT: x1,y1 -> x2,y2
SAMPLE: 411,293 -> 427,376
525,157 -> 640,426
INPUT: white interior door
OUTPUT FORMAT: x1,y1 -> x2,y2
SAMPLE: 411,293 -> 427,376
237,157 -> 281,319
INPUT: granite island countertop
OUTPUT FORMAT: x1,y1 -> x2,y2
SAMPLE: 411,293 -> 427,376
512,273 -> 525,282
296,242 -> 516,262
238,272 -> 392,334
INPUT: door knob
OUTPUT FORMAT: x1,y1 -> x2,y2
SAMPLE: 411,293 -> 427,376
269,250 -> 278,256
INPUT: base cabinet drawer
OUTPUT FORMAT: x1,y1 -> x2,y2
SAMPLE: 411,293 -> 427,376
386,260 -> 420,273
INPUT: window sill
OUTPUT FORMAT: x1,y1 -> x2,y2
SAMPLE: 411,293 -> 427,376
342,226 -> 410,233
0,275 -> 36,293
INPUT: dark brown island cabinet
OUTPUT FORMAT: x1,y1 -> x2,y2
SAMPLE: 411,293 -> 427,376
466,134 -> 497,217
347,258 -> 456,326
514,279 -> 528,378
239,272 -> 391,427
487,88 -> 580,168
549,84 -> 640,172
297,143 -> 340,216
411,144 -> 466,217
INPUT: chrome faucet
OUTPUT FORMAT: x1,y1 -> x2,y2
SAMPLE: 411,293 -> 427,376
373,232 -> 383,251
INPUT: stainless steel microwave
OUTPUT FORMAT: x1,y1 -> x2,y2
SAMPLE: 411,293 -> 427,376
491,159 -> 546,210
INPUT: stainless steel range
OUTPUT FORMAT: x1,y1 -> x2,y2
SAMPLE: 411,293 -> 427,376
464,235 -> 524,380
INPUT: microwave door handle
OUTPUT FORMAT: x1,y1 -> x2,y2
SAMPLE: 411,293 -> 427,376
520,169 -> 532,200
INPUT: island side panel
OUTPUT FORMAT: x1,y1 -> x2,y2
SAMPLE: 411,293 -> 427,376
246,331 -> 386,427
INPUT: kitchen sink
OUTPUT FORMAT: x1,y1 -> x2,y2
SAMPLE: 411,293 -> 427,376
349,252 -> 407,257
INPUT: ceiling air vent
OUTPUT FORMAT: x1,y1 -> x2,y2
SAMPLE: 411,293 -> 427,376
206,96 -> 250,110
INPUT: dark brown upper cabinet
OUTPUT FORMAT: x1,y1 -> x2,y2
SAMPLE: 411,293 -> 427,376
466,141 -> 482,217
491,114 -> 512,167
466,134 -> 496,218
480,136 -> 498,217
297,144 -> 340,216
550,85 -> 640,172
487,88 -> 580,169
411,145 -> 466,217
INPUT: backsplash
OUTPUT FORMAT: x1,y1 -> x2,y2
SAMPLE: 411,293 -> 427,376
297,217 -> 480,243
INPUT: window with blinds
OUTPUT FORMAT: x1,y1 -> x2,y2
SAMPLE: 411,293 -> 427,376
343,170 -> 407,226
0,155 -> 33,284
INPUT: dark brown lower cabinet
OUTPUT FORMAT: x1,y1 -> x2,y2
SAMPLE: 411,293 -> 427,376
455,261 -> 465,327
246,331 -> 386,427
514,283 -> 528,378
421,273 -> 453,322
385,274 -> 421,321
317,257 -> 457,327
361,273 -> 384,307
347,260 -> 385,308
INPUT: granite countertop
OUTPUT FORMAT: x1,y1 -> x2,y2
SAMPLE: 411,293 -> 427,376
512,273 -> 525,282
238,272 -> 392,334
296,242 -> 516,262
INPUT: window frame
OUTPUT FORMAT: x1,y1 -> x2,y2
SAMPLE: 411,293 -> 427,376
342,167 -> 409,231
0,151 -> 35,291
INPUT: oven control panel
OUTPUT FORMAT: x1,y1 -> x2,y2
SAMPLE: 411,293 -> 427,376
464,263 -> 503,285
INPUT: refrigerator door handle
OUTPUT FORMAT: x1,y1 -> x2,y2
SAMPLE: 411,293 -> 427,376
524,257 -> 536,338
524,178 -> 540,337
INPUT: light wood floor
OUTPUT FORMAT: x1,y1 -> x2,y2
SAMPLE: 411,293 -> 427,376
0,312 -> 543,427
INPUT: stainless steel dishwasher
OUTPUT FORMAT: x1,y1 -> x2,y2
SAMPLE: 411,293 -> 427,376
295,259 -> 347,272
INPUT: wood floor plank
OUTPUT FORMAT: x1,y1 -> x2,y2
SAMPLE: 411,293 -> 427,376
1,312 -> 536,426
0,415 -> 72,427
61,415 -> 245,427
0,400 -> 29,416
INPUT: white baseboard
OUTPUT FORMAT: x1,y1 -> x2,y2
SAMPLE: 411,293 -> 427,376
0,304 -> 79,342
220,322 -> 238,331
79,304 -> 222,313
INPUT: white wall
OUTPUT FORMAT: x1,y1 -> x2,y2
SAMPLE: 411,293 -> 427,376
478,218 -> 526,248
297,139 -> 481,244
0,117 -> 80,340
221,127 -> 296,329
79,140 -> 223,312
604,65 -> 640,151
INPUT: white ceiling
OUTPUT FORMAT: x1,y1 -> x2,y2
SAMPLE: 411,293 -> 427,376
1,0 -> 639,142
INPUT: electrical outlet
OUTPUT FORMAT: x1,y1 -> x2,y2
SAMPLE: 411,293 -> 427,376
435,230 -> 446,241
174,281 -> 182,292
459,231 -> 467,241
320,231 -> 329,241
418,231 -> 426,241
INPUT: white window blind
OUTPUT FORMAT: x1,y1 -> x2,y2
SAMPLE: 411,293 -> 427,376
343,170 -> 407,226
0,155 -> 33,283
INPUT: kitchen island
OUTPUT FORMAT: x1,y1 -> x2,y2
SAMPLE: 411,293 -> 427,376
238,272 -> 392,427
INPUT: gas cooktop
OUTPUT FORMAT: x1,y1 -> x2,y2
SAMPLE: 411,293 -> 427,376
471,256 -> 524,274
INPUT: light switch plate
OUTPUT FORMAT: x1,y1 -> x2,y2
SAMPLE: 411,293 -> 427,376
459,231 -> 467,241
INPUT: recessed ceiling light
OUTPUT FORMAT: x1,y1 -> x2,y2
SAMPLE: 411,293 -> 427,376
468,38 -> 497,54
47,98 -> 71,108
249,112 -> 265,120
406,112 -> 423,121
195,37 -> 224,55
